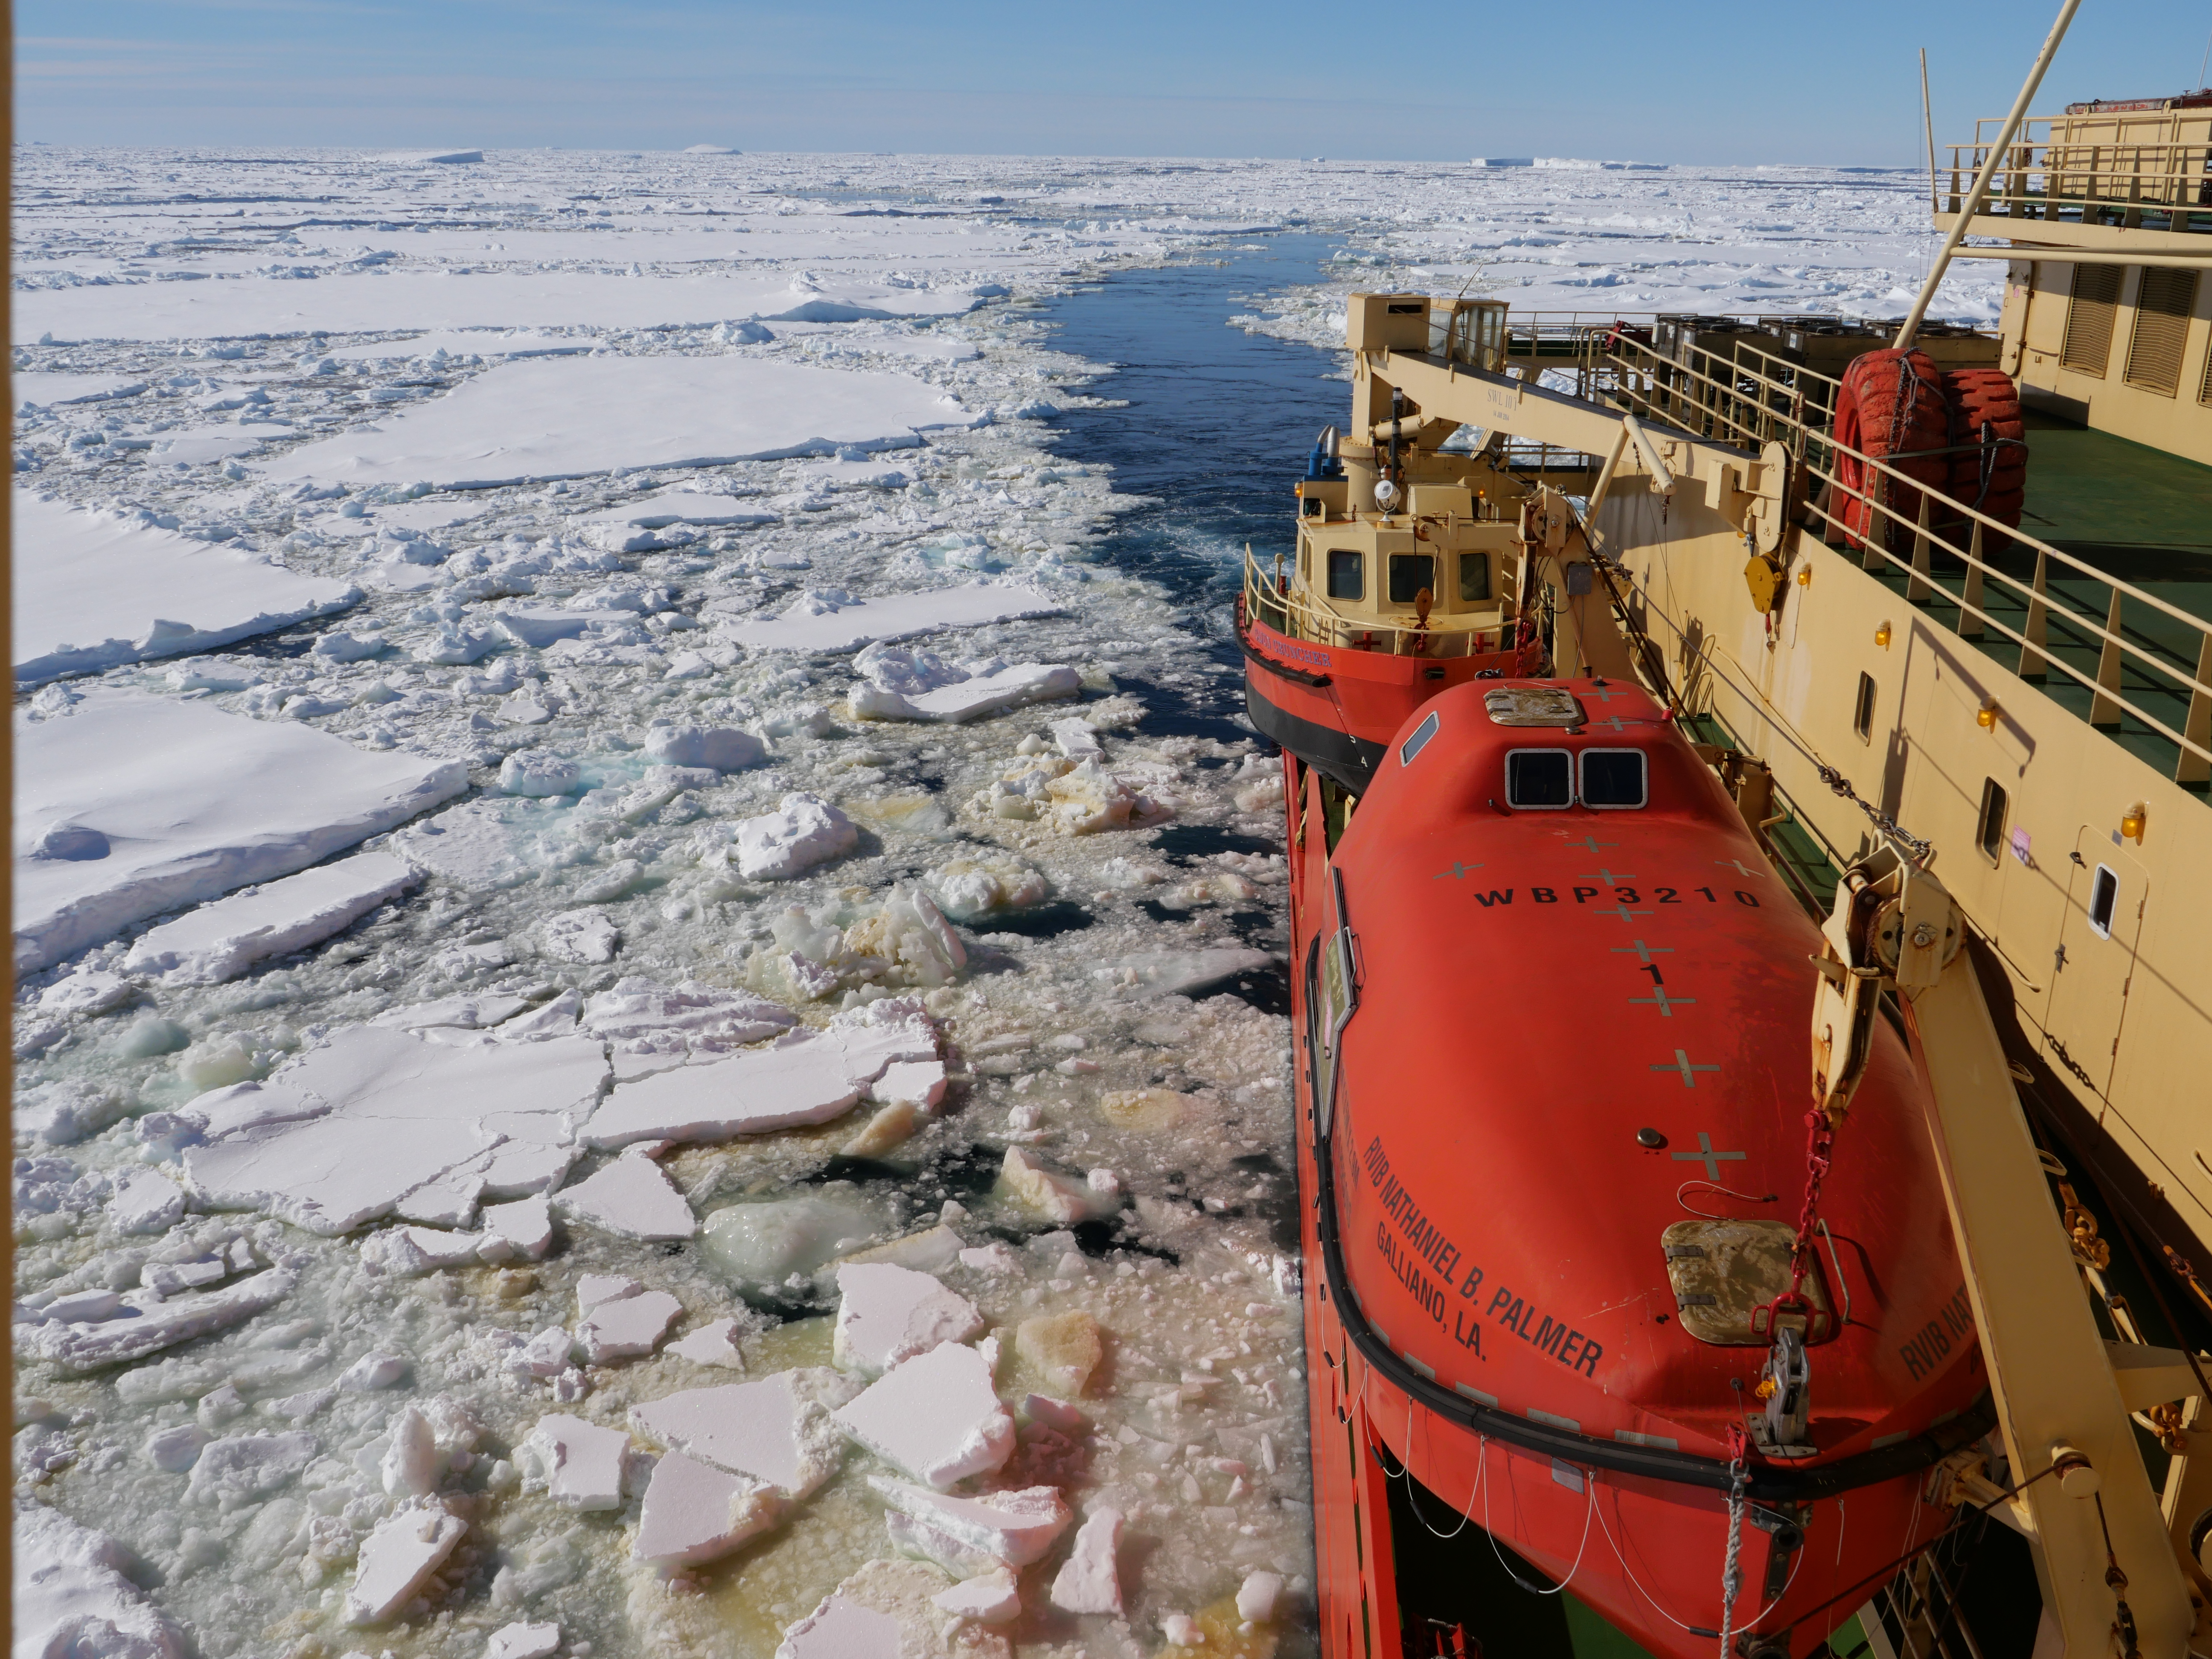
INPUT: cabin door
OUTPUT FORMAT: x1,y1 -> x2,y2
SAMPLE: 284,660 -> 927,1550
2040,828 -> 2150,1100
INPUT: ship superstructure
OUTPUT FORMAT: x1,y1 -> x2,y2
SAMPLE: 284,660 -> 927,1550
1248,25 -> 2212,1659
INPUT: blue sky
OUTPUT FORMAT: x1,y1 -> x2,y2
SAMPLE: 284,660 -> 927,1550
17,1 -> 2212,164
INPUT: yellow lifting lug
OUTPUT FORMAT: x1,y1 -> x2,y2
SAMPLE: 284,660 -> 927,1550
1743,551 -> 1784,614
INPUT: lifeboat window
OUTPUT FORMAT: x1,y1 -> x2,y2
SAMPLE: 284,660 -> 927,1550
1505,748 -> 1573,809
1327,549 -> 1363,600
1580,749 -> 1649,810
1458,553 -> 1490,602
2087,864 -> 2119,940
1399,710 -> 1440,767
1387,553 -> 1434,604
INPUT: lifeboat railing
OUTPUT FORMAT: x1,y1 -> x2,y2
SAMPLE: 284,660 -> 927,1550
1240,549 -> 1516,660
1940,110 -> 2212,228
1585,325 -> 2212,787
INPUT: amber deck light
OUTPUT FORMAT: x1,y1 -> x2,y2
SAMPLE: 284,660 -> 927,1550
2122,804 -> 2147,844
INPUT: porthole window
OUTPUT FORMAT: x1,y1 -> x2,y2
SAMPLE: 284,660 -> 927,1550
2087,864 -> 2119,940
1388,553 -> 1435,604
1580,749 -> 1649,809
1327,549 -> 1363,600
1505,748 -> 1574,809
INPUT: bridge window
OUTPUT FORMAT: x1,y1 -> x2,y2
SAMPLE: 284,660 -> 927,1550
1505,748 -> 1573,809
1580,749 -> 1649,809
1327,549 -> 1363,600
1388,553 -> 1434,605
1459,553 -> 1490,602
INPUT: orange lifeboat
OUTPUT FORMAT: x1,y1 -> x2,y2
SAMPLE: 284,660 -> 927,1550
1279,677 -> 1988,1658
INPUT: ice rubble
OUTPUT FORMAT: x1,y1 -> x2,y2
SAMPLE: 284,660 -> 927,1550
258,356 -> 976,490
123,850 -> 420,984
15,693 -> 466,973
14,489 -> 359,685
553,1155 -> 696,1241
15,1502 -> 189,1659
718,582 -> 1063,652
833,1263 -> 984,1376
832,1339 -> 1015,1490
630,1370 -> 856,1497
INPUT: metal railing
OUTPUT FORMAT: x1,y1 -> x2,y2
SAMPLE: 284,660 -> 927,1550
1941,111 -> 2212,228
1241,550 -> 1519,661
1590,326 -> 2212,786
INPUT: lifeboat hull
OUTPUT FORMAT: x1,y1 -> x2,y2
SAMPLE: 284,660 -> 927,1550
1238,597 -> 1531,794
1275,678 -> 1989,1659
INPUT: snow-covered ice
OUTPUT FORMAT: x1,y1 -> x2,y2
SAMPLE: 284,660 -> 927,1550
717,582 -> 1062,653
552,1155 -> 696,1241
122,850 -> 421,983
519,1415 -> 631,1511
15,489 -> 358,685
631,1450 -> 780,1569
832,1263 -> 983,1376
345,1500 -> 468,1624
1049,1506 -> 1126,1615
831,1339 -> 1015,1490
629,1370 -> 855,1497
15,693 -> 465,973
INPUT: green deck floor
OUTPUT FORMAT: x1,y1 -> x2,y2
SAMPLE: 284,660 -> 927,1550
1827,412 -> 2212,786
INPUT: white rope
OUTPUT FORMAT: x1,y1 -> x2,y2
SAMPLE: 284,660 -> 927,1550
1718,1454 -> 1749,1657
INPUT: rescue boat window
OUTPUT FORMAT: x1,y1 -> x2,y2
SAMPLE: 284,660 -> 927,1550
1458,553 -> 1490,602
1327,549 -> 1363,600
1505,748 -> 1573,809
1387,554 -> 1434,605
1399,710 -> 1440,767
1580,749 -> 1649,810
2088,864 -> 2119,939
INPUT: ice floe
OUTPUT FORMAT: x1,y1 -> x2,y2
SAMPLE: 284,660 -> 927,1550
832,1339 -> 1013,1490
833,1263 -> 983,1376
629,1369 -> 856,1496
553,1155 -> 696,1241
717,582 -> 1062,653
122,850 -> 420,983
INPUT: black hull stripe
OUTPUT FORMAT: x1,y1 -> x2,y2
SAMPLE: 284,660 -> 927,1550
1245,673 -> 1382,795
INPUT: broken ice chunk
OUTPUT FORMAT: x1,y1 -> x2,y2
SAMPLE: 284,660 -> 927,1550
832,1340 -> 1014,1490
776,1558 -> 1004,1659
632,1449 -> 780,1569
345,1499 -> 468,1625
851,662 -> 1080,724
830,1223 -> 965,1275
478,1193 -> 554,1261
643,724 -> 764,771
629,1370 -> 855,1497
932,1567 -> 1020,1624
23,1266 -> 298,1374
702,1189 -> 890,1285
1048,1506 -> 1123,1615
1014,1312 -> 1103,1397
668,1319 -> 748,1369
107,1168 -> 186,1235
15,1504 -> 191,1659
1091,945 -> 1274,1000
361,1225 -> 487,1276
486,1623 -> 561,1659
867,1477 -> 1070,1566
997,1147 -> 1118,1225
539,908 -> 619,965
339,1352 -> 410,1391
1048,717 -> 1101,758
576,1287 -> 682,1363
382,1405 -> 441,1496
923,856 -> 1047,924
146,1423 -> 212,1473
554,1156 -> 695,1241
186,1430 -> 318,1507
833,1263 -> 983,1377
735,792 -> 856,880
122,851 -> 421,984
498,751 -> 582,797
577,1273 -> 640,1313
1237,1569 -> 1286,1621
581,976 -> 795,1054
518,1415 -> 630,1511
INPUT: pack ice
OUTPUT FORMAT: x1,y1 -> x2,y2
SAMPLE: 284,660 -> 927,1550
15,693 -> 466,973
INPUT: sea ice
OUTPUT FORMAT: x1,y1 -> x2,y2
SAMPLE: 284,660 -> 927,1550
629,1370 -> 854,1497
868,1478 -> 1071,1566
1049,1507 -> 1124,1615
15,1503 -> 189,1659
717,582 -> 1061,653
539,908 -> 620,965
14,489 -> 357,684
575,1284 -> 682,1362
632,1450 -> 780,1569
15,693 -> 466,974
778,1559 -> 1003,1659
553,1155 -> 695,1241
668,1319 -> 750,1369
642,723 -> 764,771
851,661 -> 1081,724
734,792 -> 857,879
345,1500 -> 468,1624
259,356 -> 974,489
182,1027 -> 608,1234
701,1190 -> 892,1286
580,977 -> 795,1054
518,1415 -> 630,1511
932,1568 -> 1021,1623
574,489 -> 778,551
832,1263 -> 983,1376
1237,1569 -> 1286,1621
832,1340 -> 1014,1490
123,850 -> 420,983
21,1266 -> 300,1373
485,1623 -> 563,1659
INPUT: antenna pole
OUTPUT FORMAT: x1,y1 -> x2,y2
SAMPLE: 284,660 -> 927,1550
1893,0 -> 2081,352
1920,49 -> 1938,213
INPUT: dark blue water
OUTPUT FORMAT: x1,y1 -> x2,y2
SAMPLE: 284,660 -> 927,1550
1040,233 -> 1344,740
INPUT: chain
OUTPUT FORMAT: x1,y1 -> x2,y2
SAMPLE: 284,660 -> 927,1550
1812,763 -> 1933,862
1718,1427 -> 1750,1659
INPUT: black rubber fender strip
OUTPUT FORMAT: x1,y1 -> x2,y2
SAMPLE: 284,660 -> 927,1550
1309,1113 -> 1996,1503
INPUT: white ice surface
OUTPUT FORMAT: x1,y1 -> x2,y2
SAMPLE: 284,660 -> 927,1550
552,1155 -> 696,1241
867,1477 -> 1070,1567
1049,1506 -> 1124,1615
258,356 -> 975,490
832,1264 -> 983,1377
122,850 -> 421,983
629,1371 -> 853,1497
328,331 -> 590,361
717,582 -> 1062,654
14,489 -> 358,685
519,1415 -> 631,1511
15,1502 -> 189,1659
15,371 -> 148,407
832,1340 -> 1014,1490
15,693 -> 466,974
631,1450 -> 780,1569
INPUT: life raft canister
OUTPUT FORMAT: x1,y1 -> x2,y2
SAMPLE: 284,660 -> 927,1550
1833,349 -> 2028,557
1936,366 -> 2027,556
